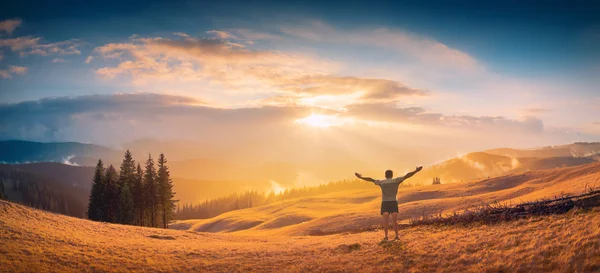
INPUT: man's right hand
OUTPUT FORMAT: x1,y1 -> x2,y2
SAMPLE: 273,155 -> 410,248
355,173 -> 362,178
416,166 -> 423,172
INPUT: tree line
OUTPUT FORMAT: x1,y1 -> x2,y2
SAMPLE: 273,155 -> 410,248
87,151 -> 176,228
175,179 -> 377,220
0,165 -> 88,217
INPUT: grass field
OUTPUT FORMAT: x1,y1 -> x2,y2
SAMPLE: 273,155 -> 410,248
2,163 -> 600,272
173,163 -> 600,235
1,200 -> 599,272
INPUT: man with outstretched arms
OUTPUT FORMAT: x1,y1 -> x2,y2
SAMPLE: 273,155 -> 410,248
355,166 -> 423,241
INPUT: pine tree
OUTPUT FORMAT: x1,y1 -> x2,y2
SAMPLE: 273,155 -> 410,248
117,150 -> 136,224
133,163 -> 145,226
234,198 -> 240,210
87,160 -> 105,221
118,182 -> 134,224
143,154 -> 158,227
157,153 -> 176,229
104,165 -> 119,223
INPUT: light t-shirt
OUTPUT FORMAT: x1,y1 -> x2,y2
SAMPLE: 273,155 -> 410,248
373,177 -> 405,202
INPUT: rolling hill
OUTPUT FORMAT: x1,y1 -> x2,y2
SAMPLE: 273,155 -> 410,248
1,190 -> 599,272
485,142 -> 600,158
171,162 -> 600,236
407,151 -> 598,185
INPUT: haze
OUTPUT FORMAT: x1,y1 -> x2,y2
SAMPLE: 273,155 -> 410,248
1,0 -> 600,184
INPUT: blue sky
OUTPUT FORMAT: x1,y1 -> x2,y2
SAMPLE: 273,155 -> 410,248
1,0 -> 599,152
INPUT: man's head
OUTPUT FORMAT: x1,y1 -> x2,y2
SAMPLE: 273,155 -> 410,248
385,170 -> 393,179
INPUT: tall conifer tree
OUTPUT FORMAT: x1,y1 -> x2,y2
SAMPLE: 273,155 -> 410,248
133,163 -> 145,226
104,165 -> 119,223
118,182 -> 134,224
117,150 -> 136,224
143,154 -> 158,227
87,159 -> 105,221
157,153 -> 175,229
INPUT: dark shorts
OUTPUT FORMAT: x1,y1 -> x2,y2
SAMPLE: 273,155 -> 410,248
380,201 -> 399,215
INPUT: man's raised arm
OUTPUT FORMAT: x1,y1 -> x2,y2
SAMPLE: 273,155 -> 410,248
402,166 -> 423,180
355,173 -> 376,183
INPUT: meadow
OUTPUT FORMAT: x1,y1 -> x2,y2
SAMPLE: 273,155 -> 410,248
2,163 -> 600,272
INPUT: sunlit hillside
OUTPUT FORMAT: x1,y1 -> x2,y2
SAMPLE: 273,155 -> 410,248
172,162 -> 600,235
407,151 -> 598,185
486,142 -> 600,158
2,199 -> 599,272
171,148 -> 600,204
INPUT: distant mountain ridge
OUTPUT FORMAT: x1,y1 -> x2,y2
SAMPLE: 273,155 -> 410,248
0,140 -> 121,166
2,140 -> 600,204
409,150 -> 599,185
485,142 -> 600,158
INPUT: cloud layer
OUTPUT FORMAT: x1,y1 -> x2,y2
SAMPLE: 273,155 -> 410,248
0,19 -> 81,79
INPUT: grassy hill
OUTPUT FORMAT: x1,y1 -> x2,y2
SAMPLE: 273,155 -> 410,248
2,163 -> 600,272
172,162 -> 600,235
407,151 -> 598,185
485,142 -> 600,158
1,199 -> 599,272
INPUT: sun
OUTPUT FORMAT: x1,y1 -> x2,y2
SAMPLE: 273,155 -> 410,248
296,114 -> 334,128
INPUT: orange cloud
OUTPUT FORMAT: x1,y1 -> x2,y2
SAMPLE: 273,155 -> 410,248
92,34 -> 427,108
0,65 -> 27,79
0,19 -> 22,35
0,36 -> 81,57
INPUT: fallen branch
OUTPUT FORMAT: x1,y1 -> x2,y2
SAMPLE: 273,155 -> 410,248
410,189 -> 600,226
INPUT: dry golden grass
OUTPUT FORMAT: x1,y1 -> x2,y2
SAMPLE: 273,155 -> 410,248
2,163 -> 600,272
174,163 -> 600,235
1,200 -> 599,272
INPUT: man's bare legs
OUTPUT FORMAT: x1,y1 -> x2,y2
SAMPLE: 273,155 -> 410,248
391,212 -> 399,239
382,212 -> 390,239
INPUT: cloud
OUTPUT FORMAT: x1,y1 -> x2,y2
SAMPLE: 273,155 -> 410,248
342,101 -> 544,134
1,93 -> 596,169
0,36 -> 40,51
85,56 -> 93,63
52,58 -> 66,63
92,34 -> 427,108
206,30 -> 237,40
0,19 -> 22,35
234,20 -> 481,72
278,76 -> 427,100
0,93 -> 318,145
0,36 -> 81,57
521,107 -> 552,114
93,35 -> 332,87
0,93 -> 549,144
0,65 -> 27,79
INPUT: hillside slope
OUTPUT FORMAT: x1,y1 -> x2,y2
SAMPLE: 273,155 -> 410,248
408,151 -> 597,185
1,200 -> 599,272
173,163 -> 600,235
486,142 -> 600,158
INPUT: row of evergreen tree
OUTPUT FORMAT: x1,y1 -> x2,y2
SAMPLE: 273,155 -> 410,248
87,151 -> 176,228
0,167 -> 88,217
